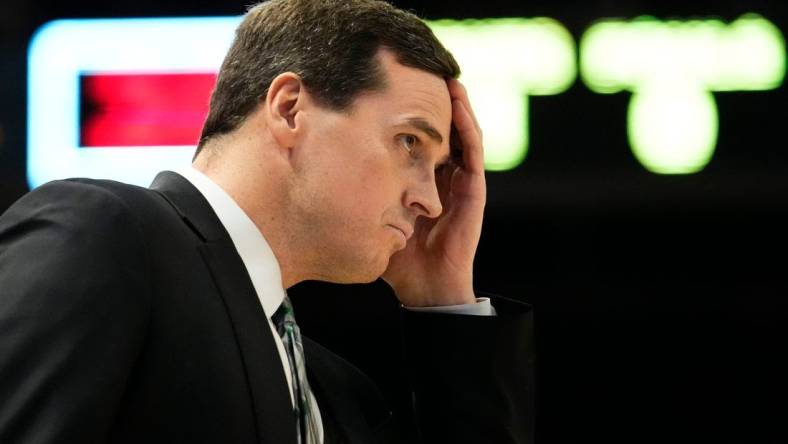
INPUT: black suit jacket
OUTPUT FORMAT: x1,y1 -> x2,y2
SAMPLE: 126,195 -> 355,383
0,171 -> 534,443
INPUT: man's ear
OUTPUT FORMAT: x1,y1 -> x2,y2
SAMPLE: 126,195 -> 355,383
265,72 -> 306,153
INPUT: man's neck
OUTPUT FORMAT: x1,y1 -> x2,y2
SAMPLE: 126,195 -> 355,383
192,145 -> 304,290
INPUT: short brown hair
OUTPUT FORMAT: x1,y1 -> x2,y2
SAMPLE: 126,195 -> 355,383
195,0 -> 460,156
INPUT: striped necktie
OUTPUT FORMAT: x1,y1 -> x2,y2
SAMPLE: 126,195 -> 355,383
273,295 -> 321,444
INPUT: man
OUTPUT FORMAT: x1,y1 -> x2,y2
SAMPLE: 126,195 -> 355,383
0,0 -> 534,443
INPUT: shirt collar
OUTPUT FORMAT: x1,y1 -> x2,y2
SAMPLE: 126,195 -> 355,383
176,167 -> 285,319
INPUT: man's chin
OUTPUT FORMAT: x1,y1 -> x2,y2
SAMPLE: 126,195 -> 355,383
326,273 -> 381,285
324,259 -> 388,285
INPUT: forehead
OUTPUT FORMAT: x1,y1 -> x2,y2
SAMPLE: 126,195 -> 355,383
356,49 -> 452,137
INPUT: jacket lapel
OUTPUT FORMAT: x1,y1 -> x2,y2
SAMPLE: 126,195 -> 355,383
150,171 -> 297,444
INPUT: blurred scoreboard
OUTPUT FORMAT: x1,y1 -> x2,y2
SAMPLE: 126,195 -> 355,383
27,15 -> 785,188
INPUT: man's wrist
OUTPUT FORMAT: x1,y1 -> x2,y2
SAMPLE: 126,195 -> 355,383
404,297 -> 497,316
391,279 -> 475,307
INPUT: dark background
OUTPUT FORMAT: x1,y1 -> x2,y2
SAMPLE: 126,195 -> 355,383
2,1 -> 786,442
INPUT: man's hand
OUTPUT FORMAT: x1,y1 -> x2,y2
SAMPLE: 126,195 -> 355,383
382,79 -> 486,307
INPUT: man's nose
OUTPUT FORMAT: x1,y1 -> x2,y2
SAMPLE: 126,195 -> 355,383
404,170 -> 443,219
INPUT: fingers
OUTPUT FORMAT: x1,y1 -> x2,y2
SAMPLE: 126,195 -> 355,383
447,79 -> 484,175
447,79 -> 482,136
452,99 -> 484,175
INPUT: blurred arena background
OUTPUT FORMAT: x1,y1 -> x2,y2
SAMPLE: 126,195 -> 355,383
1,0 -> 786,442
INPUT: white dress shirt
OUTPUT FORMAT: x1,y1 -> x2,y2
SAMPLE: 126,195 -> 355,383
176,167 -> 495,443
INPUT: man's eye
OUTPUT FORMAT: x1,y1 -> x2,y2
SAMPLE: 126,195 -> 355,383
398,134 -> 417,154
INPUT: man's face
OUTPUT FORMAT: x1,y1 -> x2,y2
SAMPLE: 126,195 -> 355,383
286,49 -> 453,283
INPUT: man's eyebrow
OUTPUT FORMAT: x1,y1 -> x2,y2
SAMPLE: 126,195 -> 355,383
403,117 -> 444,145
401,117 -> 452,166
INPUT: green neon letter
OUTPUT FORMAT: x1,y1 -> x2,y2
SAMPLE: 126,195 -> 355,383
428,18 -> 576,171
581,14 -> 785,174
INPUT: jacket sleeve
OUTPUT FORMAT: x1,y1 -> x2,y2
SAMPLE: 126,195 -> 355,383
401,294 -> 535,444
0,180 -> 151,444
